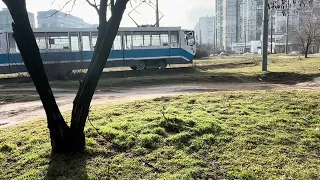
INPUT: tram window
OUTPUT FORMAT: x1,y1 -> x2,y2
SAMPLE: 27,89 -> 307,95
160,33 -> 169,46
132,32 -> 151,47
82,32 -> 91,51
34,33 -> 47,50
47,33 -> 69,50
8,33 -> 19,53
91,32 -> 98,49
124,32 -> 132,49
170,32 -> 179,48
113,34 -> 122,50
70,32 -> 80,51
151,32 -> 160,46
151,32 -> 169,46
143,33 -> 151,46
132,33 -> 143,47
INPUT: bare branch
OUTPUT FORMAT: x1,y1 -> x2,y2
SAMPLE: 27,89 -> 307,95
65,0 -> 77,14
46,0 -> 73,18
86,0 -> 99,15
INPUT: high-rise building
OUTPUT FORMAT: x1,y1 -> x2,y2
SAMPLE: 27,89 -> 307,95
213,0 -> 265,50
214,0 -> 242,50
222,0 -> 241,50
241,0 -> 263,43
0,8 -> 35,30
214,0 -> 224,50
37,10 -> 91,28
194,16 -> 215,46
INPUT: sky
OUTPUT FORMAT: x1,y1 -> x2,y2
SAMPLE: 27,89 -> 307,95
0,0 -> 214,29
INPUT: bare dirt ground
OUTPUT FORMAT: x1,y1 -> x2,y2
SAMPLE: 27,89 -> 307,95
1,79 -> 319,128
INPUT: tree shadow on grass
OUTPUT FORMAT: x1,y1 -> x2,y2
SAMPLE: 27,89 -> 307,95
45,152 -> 88,180
257,72 -> 320,84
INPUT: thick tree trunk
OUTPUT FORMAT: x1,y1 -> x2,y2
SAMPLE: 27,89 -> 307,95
70,0 -> 129,133
3,0 -> 129,154
2,0 -> 84,153
305,44 -> 309,58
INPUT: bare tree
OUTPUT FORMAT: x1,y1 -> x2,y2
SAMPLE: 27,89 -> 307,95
2,0 -> 129,153
295,11 -> 320,58
269,0 -> 320,57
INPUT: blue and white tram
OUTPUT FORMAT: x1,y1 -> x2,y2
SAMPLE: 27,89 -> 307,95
0,26 -> 196,73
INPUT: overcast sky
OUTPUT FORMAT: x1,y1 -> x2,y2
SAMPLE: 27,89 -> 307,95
0,0 -> 214,29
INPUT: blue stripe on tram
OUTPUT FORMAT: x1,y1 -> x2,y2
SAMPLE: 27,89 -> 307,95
0,48 -> 194,65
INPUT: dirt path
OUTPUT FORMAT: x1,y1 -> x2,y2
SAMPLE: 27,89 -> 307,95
1,80 -> 319,128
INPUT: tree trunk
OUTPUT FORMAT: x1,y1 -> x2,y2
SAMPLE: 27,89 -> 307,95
2,0 -> 71,152
3,0 -> 129,154
305,44 -> 309,58
2,0 -> 86,153
70,0 -> 129,134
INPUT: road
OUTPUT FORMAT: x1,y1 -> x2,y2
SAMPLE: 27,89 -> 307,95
0,80 -> 319,128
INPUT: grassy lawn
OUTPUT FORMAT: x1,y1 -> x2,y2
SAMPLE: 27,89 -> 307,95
1,90 -> 320,179
1,55 -> 319,89
0,94 -> 39,104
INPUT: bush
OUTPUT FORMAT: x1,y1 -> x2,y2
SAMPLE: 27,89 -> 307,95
195,48 -> 209,58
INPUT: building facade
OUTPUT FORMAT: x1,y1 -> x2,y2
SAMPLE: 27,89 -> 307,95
241,0 -> 263,43
194,16 -> 215,46
222,0 -> 241,50
0,8 -> 35,30
211,0 -> 320,52
214,0 -> 224,50
213,0 -> 266,51
37,10 -> 91,28
214,0 -> 244,50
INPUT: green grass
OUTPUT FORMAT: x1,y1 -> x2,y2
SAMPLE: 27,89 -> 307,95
0,94 -> 39,104
1,55 -> 319,89
1,90 -> 320,179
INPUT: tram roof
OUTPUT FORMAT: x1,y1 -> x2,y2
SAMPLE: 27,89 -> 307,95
1,26 -> 193,33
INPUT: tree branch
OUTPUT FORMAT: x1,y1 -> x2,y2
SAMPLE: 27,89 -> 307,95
86,0 -> 99,15
99,0 -> 108,26
2,0 -> 70,152
71,0 -> 129,132
110,0 -> 115,14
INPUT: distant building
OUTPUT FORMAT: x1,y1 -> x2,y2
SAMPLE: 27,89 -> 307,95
194,16 -> 215,46
37,9 -> 91,28
241,0 -> 263,43
214,0 -> 242,50
214,0 -> 223,50
0,8 -> 35,30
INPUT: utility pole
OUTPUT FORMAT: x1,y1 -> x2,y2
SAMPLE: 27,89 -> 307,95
155,0 -> 160,27
285,0 -> 289,54
215,15 -> 218,53
244,0 -> 250,53
200,30 -> 202,49
262,0 -> 268,71
235,1 -> 240,42
270,13 -> 273,54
